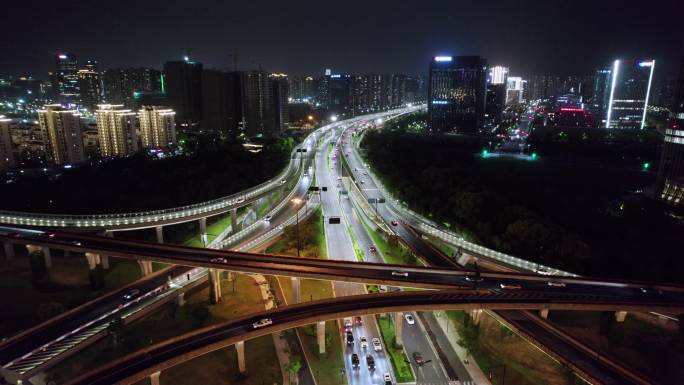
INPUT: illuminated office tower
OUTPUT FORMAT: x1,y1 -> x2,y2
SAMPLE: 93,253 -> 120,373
601,59 -> 655,129
0,115 -> 15,171
50,53 -> 80,107
428,55 -> 487,133
486,66 -> 508,126
506,76 -> 525,105
656,57 -> 684,209
138,106 -> 176,148
37,104 -> 84,165
95,104 -> 138,157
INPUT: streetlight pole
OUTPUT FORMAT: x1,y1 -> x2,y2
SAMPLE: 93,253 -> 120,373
292,198 -> 303,257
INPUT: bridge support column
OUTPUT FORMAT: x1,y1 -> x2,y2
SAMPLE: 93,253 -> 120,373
209,268 -> 222,303
539,309 -> 549,319
291,277 -> 301,304
176,292 -> 185,307
230,208 -> 239,233
469,309 -> 483,325
615,311 -> 628,322
199,217 -> 207,239
85,252 -> 101,270
252,200 -> 259,219
155,226 -> 164,244
457,254 -> 473,266
236,340 -> 247,374
394,312 -> 403,347
150,371 -> 161,385
26,245 -> 51,268
317,321 -> 326,354
3,242 -> 14,260
138,260 -> 153,276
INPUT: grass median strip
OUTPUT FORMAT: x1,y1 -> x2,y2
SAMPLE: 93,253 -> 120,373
376,315 -> 415,383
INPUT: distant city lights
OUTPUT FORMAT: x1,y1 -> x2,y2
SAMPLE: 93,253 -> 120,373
434,56 -> 453,62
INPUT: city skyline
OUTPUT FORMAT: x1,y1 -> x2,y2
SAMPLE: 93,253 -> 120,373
1,1 -> 683,79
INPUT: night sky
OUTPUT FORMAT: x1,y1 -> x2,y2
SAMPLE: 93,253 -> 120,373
1,0 -> 683,79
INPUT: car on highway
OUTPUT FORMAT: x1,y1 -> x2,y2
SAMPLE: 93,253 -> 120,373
372,337 -> 382,351
344,319 -> 353,331
366,354 -> 375,370
210,257 -> 227,263
404,313 -> 415,325
369,245 -> 377,253
355,316 -> 363,325
263,215 -> 272,222
360,336 -> 368,349
465,274 -> 483,283
72,241 -> 82,246
346,331 -> 354,345
412,351 -> 425,365
280,179 -> 286,185
383,372 -> 392,385
536,268 -> 553,275
547,281 -> 566,288
123,289 -> 140,300
351,353 -> 360,369
252,318 -> 273,329
390,220 -> 398,226
391,270 -> 408,277
499,283 -> 522,290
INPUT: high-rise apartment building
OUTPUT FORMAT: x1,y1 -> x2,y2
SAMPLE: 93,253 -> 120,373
288,75 -> 316,103
201,69 -> 242,137
50,53 -> 80,107
239,70 -> 274,137
269,73 -> 290,133
485,66 -> 508,126
37,104 -> 84,165
656,57 -> 684,210
528,75 -> 561,101
598,59 -> 655,129
78,60 -> 103,111
103,67 -> 164,108
164,59 -> 203,128
95,104 -> 138,157
506,76 -> 526,105
428,55 -> 487,133
0,115 -> 15,171
138,106 -> 176,148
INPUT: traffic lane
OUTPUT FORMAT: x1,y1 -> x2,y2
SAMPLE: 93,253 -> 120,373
418,311 -> 472,382
402,312 -> 446,383
0,264 -> 192,364
345,315 -> 394,385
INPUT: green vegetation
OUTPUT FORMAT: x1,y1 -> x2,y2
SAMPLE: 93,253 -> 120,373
46,273 -> 276,384
361,129 -> 683,283
362,222 -> 417,265
267,207 -> 326,258
0,139 -> 293,214
376,315 -> 415,383
447,311 -> 579,385
298,321 -> 346,385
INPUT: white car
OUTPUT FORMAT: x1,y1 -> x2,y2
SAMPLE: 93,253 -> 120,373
210,257 -> 227,263
404,314 -> 415,325
372,337 -> 382,352
263,215 -> 272,222
360,336 -> 368,349
252,318 -> 273,329
383,372 -> 392,385
547,281 -> 566,288
391,271 -> 408,277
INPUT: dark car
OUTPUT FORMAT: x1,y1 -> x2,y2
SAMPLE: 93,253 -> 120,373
346,331 -> 354,345
123,289 -> 140,301
366,354 -> 375,370
412,351 -> 425,365
351,353 -> 360,369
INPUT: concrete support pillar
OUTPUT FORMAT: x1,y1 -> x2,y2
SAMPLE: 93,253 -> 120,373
615,311 -> 628,322
100,255 -> 110,270
394,312 -> 403,346
236,340 -> 247,374
457,254 -> 473,266
209,268 -> 222,302
252,200 -> 259,219
138,259 -> 153,276
155,226 -> 164,244
176,292 -> 186,307
43,247 -> 52,268
317,321 -> 326,354
291,277 -> 301,304
470,309 -> 483,325
199,217 -> 207,237
85,252 -> 101,270
539,309 -> 549,319
3,242 -> 15,260
150,371 -> 161,385
226,271 -> 235,282
230,208 -> 239,233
